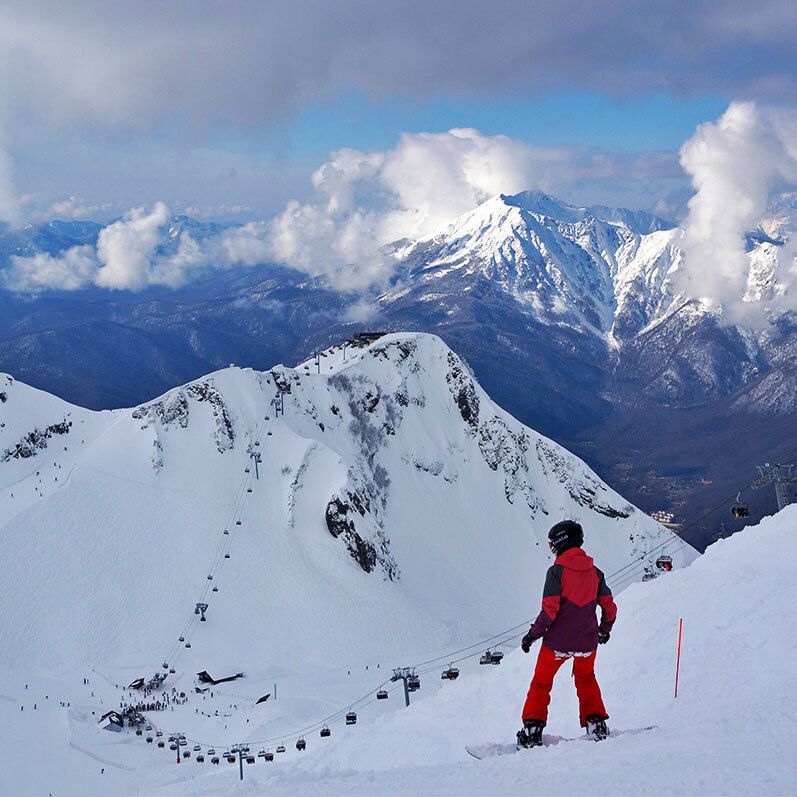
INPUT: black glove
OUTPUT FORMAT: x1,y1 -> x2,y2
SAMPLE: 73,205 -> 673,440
521,634 -> 536,653
598,630 -> 610,645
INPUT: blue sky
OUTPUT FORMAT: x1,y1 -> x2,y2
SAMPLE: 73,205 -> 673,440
285,91 -> 729,157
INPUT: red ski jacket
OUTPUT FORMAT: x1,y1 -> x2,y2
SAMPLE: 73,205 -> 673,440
527,547 -> 617,654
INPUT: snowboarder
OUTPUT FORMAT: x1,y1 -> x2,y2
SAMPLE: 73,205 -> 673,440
517,520 -> 617,748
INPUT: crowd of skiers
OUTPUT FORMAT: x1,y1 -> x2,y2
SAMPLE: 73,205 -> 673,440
119,687 -> 188,714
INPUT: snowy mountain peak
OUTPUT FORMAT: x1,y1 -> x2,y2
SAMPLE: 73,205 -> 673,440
392,192 -> 683,339
501,190 -> 675,234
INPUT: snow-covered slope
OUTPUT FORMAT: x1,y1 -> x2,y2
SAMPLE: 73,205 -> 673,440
0,333 -> 685,679
219,506 -> 797,797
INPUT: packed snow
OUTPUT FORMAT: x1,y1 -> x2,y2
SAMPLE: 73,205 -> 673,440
229,505 -> 795,796
0,332 -> 707,795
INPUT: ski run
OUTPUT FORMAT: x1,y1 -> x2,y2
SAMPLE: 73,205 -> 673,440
0,332 -> 792,795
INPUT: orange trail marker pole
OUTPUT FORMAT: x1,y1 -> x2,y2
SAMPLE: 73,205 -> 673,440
674,618 -> 684,698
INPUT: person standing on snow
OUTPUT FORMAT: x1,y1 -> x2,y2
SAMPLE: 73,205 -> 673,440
517,520 -> 617,747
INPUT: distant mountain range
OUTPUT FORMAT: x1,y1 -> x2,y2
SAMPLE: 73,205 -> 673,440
1,192 -> 796,548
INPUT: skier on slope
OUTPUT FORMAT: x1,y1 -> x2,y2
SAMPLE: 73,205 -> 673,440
517,520 -> 617,748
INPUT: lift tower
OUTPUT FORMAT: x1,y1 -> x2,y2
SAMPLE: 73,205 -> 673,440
753,463 -> 797,512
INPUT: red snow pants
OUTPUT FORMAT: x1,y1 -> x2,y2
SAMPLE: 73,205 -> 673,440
521,644 -> 607,727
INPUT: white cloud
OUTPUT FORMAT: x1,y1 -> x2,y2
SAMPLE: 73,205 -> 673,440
342,297 -> 379,323
217,222 -> 272,267
4,245 -> 97,292
95,202 -> 171,290
678,102 -> 797,324
2,203 -> 280,293
50,196 -> 114,219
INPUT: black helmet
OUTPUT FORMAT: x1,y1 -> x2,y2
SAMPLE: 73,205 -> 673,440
548,520 -> 583,555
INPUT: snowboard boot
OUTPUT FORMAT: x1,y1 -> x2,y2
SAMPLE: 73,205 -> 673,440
585,714 -> 609,741
517,719 -> 545,748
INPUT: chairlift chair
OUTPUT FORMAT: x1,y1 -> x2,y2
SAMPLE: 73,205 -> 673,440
441,666 -> 459,680
656,555 -> 673,572
246,755 -> 256,764
169,667 -> 176,673
162,662 -> 169,669
212,586 -> 219,592
211,756 -> 220,764
479,650 -> 493,665
156,731 -> 163,737
223,529 -> 229,535
157,740 -> 165,748
185,642 -> 191,648
320,726 -> 331,738
183,751 -> 191,759
179,636 -> 184,642
489,650 -> 504,665
207,575 -> 213,580
193,745 -> 200,752
236,520 -> 242,526
227,755 -> 236,764
247,488 -> 253,493
642,570 -> 658,582
345,712 -> 357,725
276,744 -> 286,753
731,493 -> 750,518
296,738 -> 306,751
196,755 -> 204,763
376,689 -> 388,699
145,724 -> 152,731
170,743 -> 177,751
135,728 -> 143,736
245,468 -> 250,473
408,674 -> 420,691
146,736 -> 153,743
257,750 -> 267,759
264,751 -> 274,761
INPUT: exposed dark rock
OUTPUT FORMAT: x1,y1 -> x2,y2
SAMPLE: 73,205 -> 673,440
446,352 -> 479,431
132,381 -> 234,453
2,419 -> 72,461
325,496 -> 379,575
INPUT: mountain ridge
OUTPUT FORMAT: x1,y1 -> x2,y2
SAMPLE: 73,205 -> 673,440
1,192 -> 794,549
0,332 -> 688,674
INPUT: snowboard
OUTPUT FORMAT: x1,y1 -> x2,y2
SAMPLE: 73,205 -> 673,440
465,726 -> 658,760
